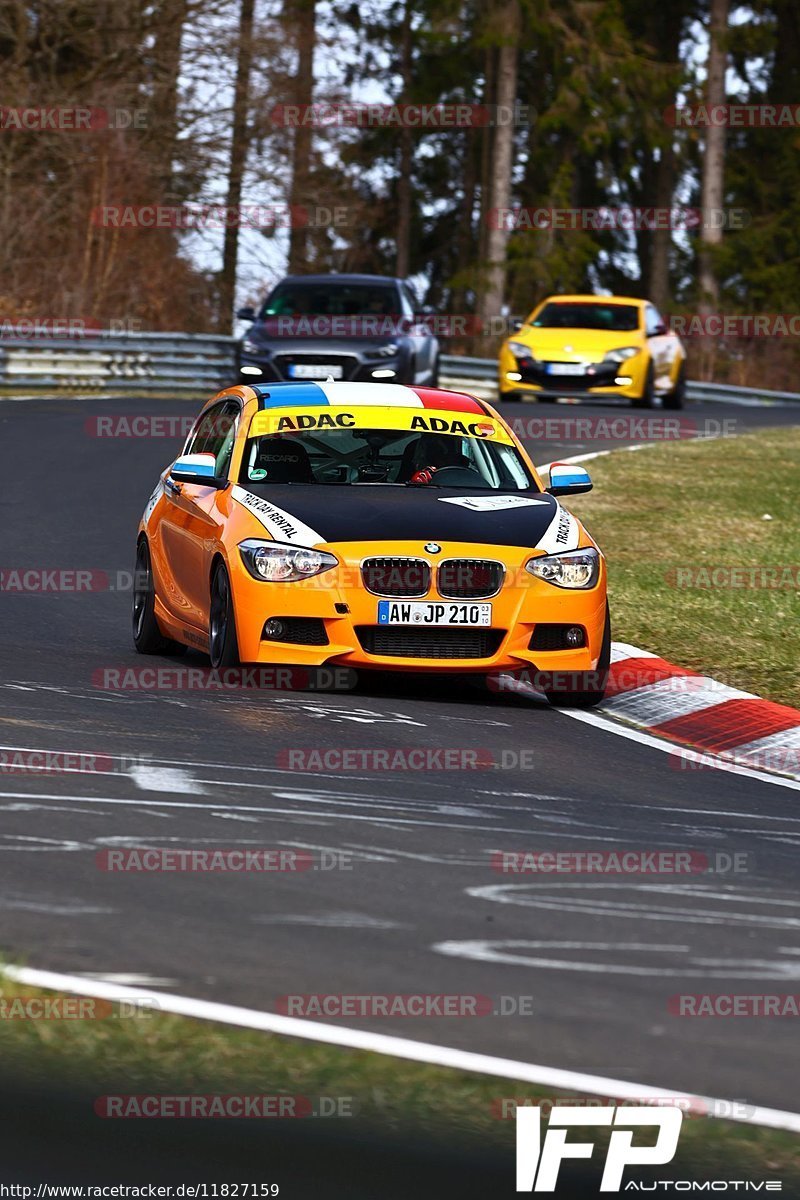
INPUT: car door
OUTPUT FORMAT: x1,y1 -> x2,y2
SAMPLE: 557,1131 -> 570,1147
157,400 -> 239,632
644,304 -> 676,393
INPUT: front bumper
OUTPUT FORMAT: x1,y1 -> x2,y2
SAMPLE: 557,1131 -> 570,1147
498,349 -> 647,401
238,348 -> 411,385
229,540 -> 607,674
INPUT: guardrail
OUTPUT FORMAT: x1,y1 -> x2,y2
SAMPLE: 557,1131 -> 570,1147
0,334 -> 797,405
0,332 -> 237,397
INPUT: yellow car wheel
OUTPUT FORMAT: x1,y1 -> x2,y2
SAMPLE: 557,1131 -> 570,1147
631,361 -> 655,409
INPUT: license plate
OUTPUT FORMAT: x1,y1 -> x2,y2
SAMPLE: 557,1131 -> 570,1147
377,600 -> 492,627
546,362 -> 584,376
288,363 -> 343,379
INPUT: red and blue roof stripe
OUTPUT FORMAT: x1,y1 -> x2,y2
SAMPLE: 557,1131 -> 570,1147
252,381 -> 485,414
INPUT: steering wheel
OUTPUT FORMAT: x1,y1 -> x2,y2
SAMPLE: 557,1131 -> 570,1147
423,465 -> 484,485
315,463 -> 359,484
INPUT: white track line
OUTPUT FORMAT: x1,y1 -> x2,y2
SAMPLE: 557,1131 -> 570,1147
2,964 -> 799,1135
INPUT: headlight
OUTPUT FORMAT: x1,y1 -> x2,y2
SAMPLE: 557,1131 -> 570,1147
507,340 -> 535,360
239,539 -> 338,582
242,339 -> 260,354
603,346 -> 639,363
525,548 -> 599,589
375,342 -> 399,357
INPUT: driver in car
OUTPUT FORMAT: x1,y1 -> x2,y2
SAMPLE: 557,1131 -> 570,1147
406,434 -> 472,484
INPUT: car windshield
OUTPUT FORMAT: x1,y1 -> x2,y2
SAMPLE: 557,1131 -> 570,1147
531,302 -> 640,332
240,427 -> 537,491
261,283 -> 400,318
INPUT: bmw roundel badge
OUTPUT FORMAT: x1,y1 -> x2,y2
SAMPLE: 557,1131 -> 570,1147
424,543 -> 441,554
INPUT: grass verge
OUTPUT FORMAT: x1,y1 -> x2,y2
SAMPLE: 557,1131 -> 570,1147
0,976 -> 799,1187
566,426 -> 800,707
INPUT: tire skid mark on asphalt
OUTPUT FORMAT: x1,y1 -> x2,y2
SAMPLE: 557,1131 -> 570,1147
0,892 -> 113,915
0,834 -> 94,852
433,938 -> 800,979
252,912 -> 406,929
466,881 -> 800,930
2,780 -> 798,851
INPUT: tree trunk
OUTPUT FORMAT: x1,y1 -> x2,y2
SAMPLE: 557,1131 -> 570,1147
476,0 -> 520,324
150,0 -> 188,200
395,0 -> 413,278
698,0 -> 728,312
650,142 -> 675,313
287,0 -> 316,273
219,0 -> 255,332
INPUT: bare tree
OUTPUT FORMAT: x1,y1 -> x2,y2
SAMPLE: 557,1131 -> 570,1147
395,0 -> 413,278
287,0 -> 316,273
476,0 -> 520,324
219,0 -> 255,331
698,0 -> 728,311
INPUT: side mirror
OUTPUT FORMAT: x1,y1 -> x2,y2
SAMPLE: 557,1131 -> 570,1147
648,321 -> 667,337
510,315 -> 525,332
546,463 -> 593,496
170,453 -> 226,488
236,306 -> 256,322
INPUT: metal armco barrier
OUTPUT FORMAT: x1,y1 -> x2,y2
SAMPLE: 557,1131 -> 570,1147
0,332 -> 237,397
0,335 -> 797,405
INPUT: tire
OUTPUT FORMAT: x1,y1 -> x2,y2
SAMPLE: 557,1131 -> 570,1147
632,361 -> 655,408
209,560 -> 240,669
428,355 -> 440,388
499,390 -> 521,403
663,362 -> 686,410
132,538 -> 186,656
544,607 -> 611,708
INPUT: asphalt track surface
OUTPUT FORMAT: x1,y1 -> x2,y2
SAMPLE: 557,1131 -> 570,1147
1,393 -> 800,1121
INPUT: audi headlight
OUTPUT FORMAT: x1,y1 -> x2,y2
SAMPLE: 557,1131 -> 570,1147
239,540 -> 338,582
525,548 -> 599,589
507,340 -> 536,360
242,339 -> 260,354
603,346 -> 639,363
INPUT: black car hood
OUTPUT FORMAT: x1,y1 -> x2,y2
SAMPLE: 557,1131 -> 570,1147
233,483 -> 562,548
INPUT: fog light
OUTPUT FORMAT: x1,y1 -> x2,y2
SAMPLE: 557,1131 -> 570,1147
371,368 -> 396,379
263,618 -> 285,639
565,626 -> 584,647
506,371 -> 522,381
241,365 -> 263,376
614,375 -> 632,385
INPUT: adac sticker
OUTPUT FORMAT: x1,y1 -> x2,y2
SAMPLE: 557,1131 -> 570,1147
438,495 -> 550,512
249,406 -> 513,443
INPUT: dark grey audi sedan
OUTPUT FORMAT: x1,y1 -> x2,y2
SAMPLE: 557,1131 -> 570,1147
235,273 -> 440,388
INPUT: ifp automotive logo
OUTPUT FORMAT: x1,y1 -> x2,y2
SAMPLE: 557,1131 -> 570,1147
516,1105 -> 682,1192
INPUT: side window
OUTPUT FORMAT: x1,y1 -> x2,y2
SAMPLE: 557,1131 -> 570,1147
185,401 -> 240,477
645,305 -> 664,335
401,285 -> 417,318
